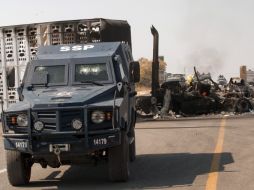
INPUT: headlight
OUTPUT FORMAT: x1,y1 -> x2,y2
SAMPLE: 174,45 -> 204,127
17,114 -> 28,127
72,119 -> 83,130
91,111 -> 105,124
34,121 -> 44,131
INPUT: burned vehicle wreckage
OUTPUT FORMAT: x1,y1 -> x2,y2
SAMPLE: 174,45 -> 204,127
136,29 -> 254,117
136,68 -> 254,117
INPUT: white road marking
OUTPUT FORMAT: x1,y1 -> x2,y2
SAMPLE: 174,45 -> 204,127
0,169 -> 6,174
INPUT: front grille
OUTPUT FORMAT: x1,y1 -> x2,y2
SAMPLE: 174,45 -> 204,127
36,111 -> 57,131
33,109 -> 83,132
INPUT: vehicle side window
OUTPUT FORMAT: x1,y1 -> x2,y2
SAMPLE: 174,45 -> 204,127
113,55 -> 127,81
125,50 -> 130,62
119,61 -> 126,80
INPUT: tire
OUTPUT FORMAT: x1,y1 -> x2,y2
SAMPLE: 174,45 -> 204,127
129,129 -> 136,162
6,150 -> 32,186
108,132 -> 130,182
236,99 -> 250,113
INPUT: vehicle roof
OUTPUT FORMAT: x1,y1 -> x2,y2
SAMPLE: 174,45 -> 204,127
36,42 -> 123,60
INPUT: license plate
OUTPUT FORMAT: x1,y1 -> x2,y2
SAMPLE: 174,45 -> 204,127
15,141 -> 28,149
49,144 -> 70,152
93,138 -> 108,145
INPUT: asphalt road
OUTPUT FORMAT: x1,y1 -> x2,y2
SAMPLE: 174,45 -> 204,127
0,116 -> 254,190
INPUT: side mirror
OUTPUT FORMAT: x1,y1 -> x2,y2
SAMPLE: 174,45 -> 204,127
130,61 -> 140,83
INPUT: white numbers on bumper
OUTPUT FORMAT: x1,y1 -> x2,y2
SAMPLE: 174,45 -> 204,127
93,138 -> 107,145
15,141 -> 28,149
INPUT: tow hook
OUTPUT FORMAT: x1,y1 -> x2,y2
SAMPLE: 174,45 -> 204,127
53,145 -> 62,165
49,144 -> 70,165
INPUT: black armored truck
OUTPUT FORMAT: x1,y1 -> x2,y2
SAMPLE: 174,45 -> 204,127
0,19 -> 140,185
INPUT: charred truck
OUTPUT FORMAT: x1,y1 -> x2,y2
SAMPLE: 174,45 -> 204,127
0,19 -> 140,185
136,28 -> 254,117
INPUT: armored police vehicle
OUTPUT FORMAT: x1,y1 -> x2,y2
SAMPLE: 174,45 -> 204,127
0,19 -> 140,185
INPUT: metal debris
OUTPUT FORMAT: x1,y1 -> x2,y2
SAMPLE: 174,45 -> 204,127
136,67 -> 254,118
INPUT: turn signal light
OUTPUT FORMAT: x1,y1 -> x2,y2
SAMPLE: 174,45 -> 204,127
11,117 -> 17,125
106,112 -> 112,120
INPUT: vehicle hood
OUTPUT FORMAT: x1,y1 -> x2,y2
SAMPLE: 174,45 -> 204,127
7,85 -> 118,112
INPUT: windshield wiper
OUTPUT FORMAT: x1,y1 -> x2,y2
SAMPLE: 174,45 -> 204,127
80,80 -> 104,86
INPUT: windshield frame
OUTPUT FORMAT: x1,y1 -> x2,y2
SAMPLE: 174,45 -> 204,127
70,57 -> 114,86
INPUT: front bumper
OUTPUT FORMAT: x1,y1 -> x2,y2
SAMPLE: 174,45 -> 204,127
3,128 -> 121,154
2,106 -> 121,154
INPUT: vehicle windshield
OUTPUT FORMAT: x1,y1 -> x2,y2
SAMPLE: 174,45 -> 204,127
74,63 -> 109,82
34,65 -> 65,84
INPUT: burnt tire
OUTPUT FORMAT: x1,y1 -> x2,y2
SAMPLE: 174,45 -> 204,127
6,150 -> 32,186
108,132 -> 130,182
236,99 -> 251,113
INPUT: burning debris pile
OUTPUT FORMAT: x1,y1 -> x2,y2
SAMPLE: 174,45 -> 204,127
135,26 -> 253,118
136,67 -> 254,118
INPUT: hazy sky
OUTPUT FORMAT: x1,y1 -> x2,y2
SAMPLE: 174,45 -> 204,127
0,0 -> 254,79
